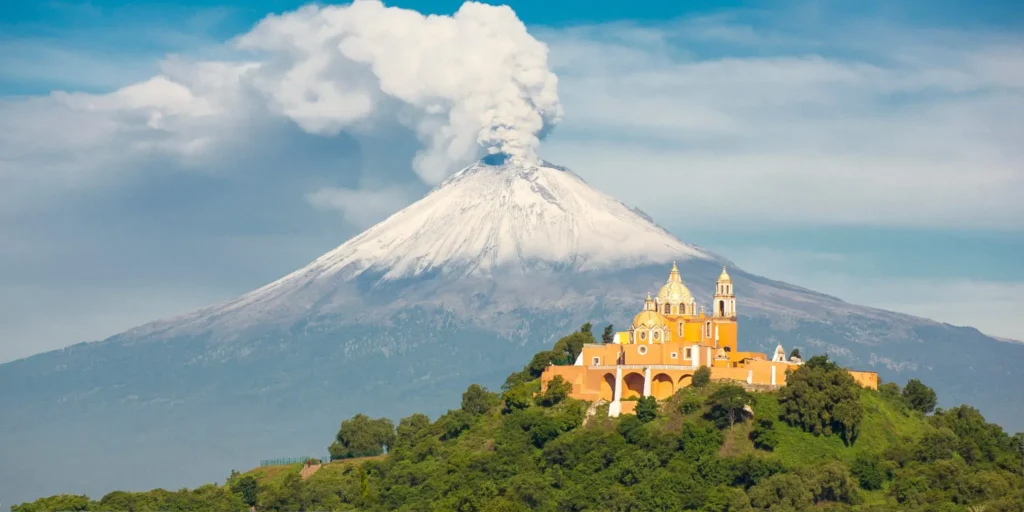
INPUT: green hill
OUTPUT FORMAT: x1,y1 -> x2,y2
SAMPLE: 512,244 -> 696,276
12,329 -> 1024,512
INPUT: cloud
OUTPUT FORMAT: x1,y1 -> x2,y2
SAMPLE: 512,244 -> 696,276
0,0 -> 561,217
306,185 -> 417,228
540,19 -> 1024,229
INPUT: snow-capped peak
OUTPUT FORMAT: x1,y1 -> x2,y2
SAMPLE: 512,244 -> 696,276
291,157 -> 712,282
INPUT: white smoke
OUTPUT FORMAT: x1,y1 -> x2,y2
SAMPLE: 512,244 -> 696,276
237,0 -> 563,182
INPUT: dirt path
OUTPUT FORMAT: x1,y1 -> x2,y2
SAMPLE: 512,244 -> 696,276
300,464 -> 322,480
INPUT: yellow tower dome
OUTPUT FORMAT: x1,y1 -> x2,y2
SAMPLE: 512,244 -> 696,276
718,266 -> 732,282
657,262 -> 693,304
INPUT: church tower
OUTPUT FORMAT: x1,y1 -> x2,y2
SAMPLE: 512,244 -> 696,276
713,267 -> 736,318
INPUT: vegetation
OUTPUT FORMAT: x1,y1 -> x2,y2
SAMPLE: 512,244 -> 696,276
14,329 -> 1024,512
692,365 -> 712,388
779,355 -> 864,445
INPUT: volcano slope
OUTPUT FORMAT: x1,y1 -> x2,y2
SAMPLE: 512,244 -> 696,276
2,158 -> 1022,504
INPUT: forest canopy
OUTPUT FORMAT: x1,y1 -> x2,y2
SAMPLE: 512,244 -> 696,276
13,326 -> 1024,512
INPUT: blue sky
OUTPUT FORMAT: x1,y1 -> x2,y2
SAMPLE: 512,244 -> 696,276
0,0 -> 1022,362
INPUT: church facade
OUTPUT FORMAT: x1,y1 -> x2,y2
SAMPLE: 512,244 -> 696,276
540,264 -> 878,416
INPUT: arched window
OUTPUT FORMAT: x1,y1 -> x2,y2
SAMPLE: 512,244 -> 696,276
664,304 -> 670,315
679,322 -> 684,337
652,330 -> 660,341
719,300 -> 725,316
639,331 -> 647,341
705,321 -> 711,338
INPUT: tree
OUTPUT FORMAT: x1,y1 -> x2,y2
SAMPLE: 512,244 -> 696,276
779,355 -> 864,445
502,382 -> 535,413
329,414 -> 396,460
461,384 -> 499,415
789,348 -> 801,360
692,366 -> 712,388
706,384 -> 752,429
602,324 -> 615,344
229,474 -> 260,508
580,322 -> 593,336
902,378 -> 937,414
635,396 -> 658,423
749,418 -> 779,451
747,474 -> 813,510
536,375 -> 572,407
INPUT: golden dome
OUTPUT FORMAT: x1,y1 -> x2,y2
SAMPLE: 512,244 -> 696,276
657,262 -> 693,305
718,266 -> 732,282
633,310 -> 668,328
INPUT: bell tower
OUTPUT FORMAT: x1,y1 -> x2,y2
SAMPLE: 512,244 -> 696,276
713,267 -> 736,318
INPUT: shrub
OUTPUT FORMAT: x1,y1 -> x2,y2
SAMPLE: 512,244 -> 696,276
693,366 -> 712,388
749,418 -> 779,451
536,375 -> 572,407
850,454 -> 887,490
635,396 -> 658,423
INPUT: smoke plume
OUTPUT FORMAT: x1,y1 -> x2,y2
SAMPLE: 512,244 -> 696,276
237,0 -> 562,182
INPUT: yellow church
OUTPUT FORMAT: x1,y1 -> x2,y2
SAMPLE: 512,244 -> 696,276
540,264 -> 878,416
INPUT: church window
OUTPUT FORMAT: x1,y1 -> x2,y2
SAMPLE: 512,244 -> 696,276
670,352 -> 678,359
719,300 -> 725,316
639,331 -> 647,341
679,322 -> 684,336
638,345 -> 648,355
652,331 -> 660,340
706,321 -> 711,338
664,304 -> 670,315
592,357 -> 601,365
684,348 -> 692,359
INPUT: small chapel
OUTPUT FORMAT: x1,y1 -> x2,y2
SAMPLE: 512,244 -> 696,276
540,264 -> 878,416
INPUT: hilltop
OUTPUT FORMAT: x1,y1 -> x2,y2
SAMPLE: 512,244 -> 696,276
14,328 -> 1024,512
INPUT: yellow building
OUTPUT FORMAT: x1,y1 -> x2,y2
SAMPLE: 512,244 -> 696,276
540,264 -> 878,416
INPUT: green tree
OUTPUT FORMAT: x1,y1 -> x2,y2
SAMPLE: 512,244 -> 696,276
749,418 -> 779,451
635,396 -> 658,423
536,375 -> 572,407
328,413 -> 396,460
693,366 -> 712,388
902,378 -> 937,413
461,383 -> 499,415
602,324 -> 615,344
502,382 -> 535,413
789,348 -> 801,360
850,453 -> 887,490
747,473 -> 813,510
229,474 -> 260,508
778,355 -> 864,444
706,384 -> 752,429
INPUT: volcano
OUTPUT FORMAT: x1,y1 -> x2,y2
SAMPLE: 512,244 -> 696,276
2,157 -> 1022,504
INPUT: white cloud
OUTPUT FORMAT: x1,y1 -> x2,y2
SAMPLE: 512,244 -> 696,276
540,21 -> 1024,229
306,185 -> 416,228
0,0 -> 561,217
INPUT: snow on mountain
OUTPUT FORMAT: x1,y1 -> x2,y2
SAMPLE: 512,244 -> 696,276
284,155 -> 712,280
122,156 -> 716,339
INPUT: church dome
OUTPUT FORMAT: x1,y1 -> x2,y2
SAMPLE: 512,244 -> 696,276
633,310 -> 668,328
657,262 -> 693,304
718,266 -> 732,282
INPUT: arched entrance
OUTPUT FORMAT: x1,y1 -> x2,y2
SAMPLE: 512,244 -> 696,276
623,372 -> 645,399
600,373 -> 615,401
652,373 -> 674,399
678,374 -> 693,388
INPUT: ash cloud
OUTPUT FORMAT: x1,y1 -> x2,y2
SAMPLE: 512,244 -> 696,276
237,0 -> 563,182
